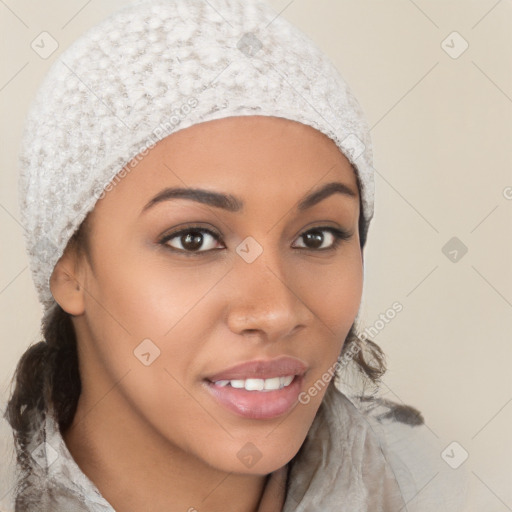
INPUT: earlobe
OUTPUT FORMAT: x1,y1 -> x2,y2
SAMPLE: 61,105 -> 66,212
49,252 -> 86,316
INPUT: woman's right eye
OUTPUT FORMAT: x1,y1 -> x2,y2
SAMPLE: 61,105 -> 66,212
160,227 -> 225,254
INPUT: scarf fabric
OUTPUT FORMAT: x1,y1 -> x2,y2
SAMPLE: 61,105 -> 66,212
10,383 -> 469,511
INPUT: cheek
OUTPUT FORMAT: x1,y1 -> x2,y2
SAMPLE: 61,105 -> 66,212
80,251 -> 243,463
85,246 -> 231,340
80,246 -> 232,399
295,249 -> 363,338
292,250 -> 363,400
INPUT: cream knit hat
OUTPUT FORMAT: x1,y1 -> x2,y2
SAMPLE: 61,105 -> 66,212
18,0 -> 375,314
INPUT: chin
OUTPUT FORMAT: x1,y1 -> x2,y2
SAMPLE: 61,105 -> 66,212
198,429 -> 308,476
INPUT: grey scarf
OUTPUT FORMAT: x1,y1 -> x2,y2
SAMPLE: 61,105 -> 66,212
11,384 -> 467,511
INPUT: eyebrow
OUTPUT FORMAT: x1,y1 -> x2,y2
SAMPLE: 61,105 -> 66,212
141,181 -> 357,214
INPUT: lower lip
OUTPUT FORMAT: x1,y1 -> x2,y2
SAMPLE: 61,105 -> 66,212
203,375 -> 304,420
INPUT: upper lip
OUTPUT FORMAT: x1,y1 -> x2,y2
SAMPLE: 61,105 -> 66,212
206,356 -> 308,382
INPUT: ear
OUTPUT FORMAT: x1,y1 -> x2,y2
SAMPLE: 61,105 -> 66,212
49,244 -> 86,316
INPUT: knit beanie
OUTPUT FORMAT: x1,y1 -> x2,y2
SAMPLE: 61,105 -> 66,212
18,0 -> 375,315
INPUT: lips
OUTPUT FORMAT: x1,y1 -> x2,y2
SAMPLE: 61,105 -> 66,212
203,356 -> 309,419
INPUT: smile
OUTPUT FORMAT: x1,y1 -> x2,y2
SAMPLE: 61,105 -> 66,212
202,356 -> 309,419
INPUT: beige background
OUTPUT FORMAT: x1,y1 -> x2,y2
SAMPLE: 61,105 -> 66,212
1,0 -> 511,510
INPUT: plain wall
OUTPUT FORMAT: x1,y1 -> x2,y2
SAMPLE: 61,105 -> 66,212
1,1 -> 511,510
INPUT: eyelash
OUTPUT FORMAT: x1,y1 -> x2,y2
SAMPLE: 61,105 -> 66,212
158,225 -> 352,256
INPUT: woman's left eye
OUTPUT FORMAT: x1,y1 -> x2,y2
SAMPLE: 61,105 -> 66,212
159,226 -> 351,255
292,227 -> 352,251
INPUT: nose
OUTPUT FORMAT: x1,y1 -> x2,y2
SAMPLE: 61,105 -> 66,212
225,245 -> 314,342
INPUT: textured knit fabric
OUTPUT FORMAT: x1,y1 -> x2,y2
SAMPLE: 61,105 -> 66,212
18,0 -> 375,314
7,385 -> 469,511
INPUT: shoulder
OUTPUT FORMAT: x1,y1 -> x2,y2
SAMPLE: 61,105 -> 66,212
349,392 -> 470,512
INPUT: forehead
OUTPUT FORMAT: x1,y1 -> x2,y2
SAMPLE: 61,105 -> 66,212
157,115 -> 356,176
92,116 -> 359,218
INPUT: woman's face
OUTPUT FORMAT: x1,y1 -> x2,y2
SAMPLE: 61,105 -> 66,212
66,115 -> 363,475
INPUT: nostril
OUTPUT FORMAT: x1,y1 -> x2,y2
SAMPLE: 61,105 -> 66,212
239,326 -> 262,336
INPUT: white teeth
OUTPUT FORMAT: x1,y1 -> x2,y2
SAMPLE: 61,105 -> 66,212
281,375 -> 294,387
213,375 -> 295,391
263,377 -> 281,390
245,378 -> 264,391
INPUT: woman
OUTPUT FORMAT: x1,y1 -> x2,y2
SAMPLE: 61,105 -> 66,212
4,0 -> 468,510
